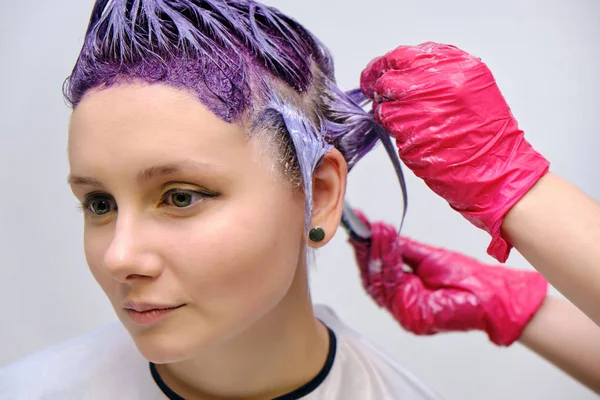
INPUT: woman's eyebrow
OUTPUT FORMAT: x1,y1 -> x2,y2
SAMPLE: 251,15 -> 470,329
67,160 -> 220,187
135,160 -> 219,184
67,175 -> 103,187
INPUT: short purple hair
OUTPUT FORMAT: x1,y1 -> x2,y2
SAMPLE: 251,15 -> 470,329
64,0 -> 405,233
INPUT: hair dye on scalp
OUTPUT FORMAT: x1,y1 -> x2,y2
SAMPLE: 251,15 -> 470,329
64,0 -> 407,234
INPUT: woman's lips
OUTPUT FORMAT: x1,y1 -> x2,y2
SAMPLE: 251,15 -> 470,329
124,304 -> 185,326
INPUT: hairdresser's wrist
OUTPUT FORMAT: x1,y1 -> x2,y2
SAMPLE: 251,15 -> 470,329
500,171 -> 600,327
517,296 -> 600,394
501,172 -> 556,246
516,295 -> 551,347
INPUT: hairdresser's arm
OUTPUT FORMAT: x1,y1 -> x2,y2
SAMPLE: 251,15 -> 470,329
519,295 -> 600,394
359,43 -> 600,325
503,173 -> 600,327
349,224 -> 600,394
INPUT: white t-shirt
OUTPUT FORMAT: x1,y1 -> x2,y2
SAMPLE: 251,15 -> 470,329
0,305 -> 444,400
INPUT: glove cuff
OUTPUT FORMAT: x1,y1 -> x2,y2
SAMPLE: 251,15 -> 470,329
485,271 -> 549,346
459,153 -> 550,263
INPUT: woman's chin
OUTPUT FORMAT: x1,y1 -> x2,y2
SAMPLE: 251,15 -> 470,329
123,320 -> 219,364
131,331 -> 206,364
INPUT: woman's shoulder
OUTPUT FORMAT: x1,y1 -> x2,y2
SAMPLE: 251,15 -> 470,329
0,322 -> 156,400
313,305 -> 445,400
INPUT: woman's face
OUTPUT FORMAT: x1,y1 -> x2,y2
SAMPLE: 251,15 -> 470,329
68,83 -> 307,362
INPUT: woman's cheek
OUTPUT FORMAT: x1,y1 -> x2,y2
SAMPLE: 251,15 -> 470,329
180,225 -> 298,314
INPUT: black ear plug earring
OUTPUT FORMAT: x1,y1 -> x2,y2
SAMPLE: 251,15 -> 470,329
309,226 -> 326,243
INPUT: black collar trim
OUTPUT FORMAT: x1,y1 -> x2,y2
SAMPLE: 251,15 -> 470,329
150,325 -> 337,400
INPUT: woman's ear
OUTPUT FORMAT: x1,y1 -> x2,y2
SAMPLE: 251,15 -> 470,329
308,148 -> 347,248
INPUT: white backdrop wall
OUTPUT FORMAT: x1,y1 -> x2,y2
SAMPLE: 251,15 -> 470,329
0,1 -> 598,399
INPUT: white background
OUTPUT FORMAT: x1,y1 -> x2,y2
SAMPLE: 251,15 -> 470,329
1,0 -> 599,399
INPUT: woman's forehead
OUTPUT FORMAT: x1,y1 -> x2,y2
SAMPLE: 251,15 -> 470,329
67,83 -> 284,185
70,84 -> 245,145
69,84 -> 251,164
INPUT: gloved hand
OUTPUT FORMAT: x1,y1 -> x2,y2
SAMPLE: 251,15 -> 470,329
350,211 -> 548,346
360,42 -> 550,262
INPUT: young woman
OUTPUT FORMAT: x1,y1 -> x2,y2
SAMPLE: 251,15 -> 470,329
2,1 -> 598,399
0,1 -> 441,399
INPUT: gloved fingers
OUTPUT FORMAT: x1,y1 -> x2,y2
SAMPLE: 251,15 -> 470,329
398,236 -> 439,270
361,42 -> 474,99
369,266 -> 418,308
370,69 -> 441,105
367,220 -> 405,297
360,44 -> 434,99
347,211 -> 416,306
348,237 -> 373,288
399,238 -> 488,289
389,282 -> 484,335
380,42 -> 477,72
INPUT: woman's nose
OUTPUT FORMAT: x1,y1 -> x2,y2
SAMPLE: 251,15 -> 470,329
102,216 -> 164,283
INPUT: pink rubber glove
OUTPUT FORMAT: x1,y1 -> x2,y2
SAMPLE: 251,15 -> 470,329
350,211 -> 548,346
360,42 -> 550,262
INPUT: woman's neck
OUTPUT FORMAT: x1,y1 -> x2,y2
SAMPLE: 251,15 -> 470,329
154,265 -> 330,400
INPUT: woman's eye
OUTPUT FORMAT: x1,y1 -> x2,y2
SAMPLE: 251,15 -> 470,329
83,196 -> 117,216
163,189 -> 207,208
